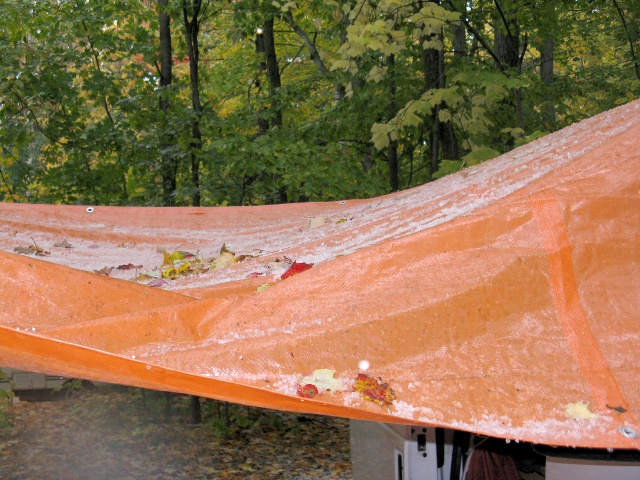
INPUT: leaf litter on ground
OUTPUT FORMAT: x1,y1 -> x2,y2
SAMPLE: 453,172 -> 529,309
0,386 -> 352,480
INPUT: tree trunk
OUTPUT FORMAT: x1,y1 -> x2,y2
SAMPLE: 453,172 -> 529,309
493,3 -> 520,72
493,1 -> 523,137
420,1 -> 459,174
540,35 -> 555,125
182,0 -> 203,207
387,54 -> 399,192
612,0 -> 640,80
190,395 -> 202,424
262,17 -> 282,128
158,0 -> 177,206
450,0 -> 466,57
255,29 -> 270,134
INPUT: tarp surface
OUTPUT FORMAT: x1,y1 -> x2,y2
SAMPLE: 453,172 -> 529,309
1,101 -> 639,449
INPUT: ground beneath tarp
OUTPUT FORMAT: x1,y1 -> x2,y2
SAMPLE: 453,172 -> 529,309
0,386 -> 352,480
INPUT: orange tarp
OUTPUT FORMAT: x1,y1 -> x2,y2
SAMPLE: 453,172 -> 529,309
1,101 -> 639,449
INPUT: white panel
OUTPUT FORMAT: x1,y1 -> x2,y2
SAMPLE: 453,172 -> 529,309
546,456 -> 640,480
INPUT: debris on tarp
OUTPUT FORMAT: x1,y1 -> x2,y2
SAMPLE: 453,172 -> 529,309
297,369 -> 345,399
281,261 -> 313,280
354,374 -> 396,406
565,402 -> 597,420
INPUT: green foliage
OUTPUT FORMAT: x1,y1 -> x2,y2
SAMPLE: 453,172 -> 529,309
0,369 -> 15,431
0,0 -> 637,203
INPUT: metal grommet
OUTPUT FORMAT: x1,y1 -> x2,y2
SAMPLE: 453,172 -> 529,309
618,426 -> 638,439
86,207 -> 94,213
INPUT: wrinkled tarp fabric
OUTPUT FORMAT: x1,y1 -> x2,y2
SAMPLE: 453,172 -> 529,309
1,100 -> 639,449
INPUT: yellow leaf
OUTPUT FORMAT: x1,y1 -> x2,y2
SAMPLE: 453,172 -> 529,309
565,401 -> 597,419
256,283 -> 270,292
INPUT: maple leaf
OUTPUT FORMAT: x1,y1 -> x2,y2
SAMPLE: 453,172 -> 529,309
281,261 -> 313,280
353,374 -> 396,405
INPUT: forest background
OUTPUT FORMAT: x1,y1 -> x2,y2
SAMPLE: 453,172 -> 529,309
1,0 -> 638,207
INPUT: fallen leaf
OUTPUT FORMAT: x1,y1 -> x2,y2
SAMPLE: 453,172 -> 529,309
354,374 -> 395,405
132,273 -> 156,282
256,283 -> 270,292
281,261 -> 313,280
606,404 -> 628,414
211,244 -> 237,269
14,245 -> 50,256
299,369 -> 344,395
336,218 -> 347,224
297,384 -> 319,399
307,215 -> 329,229
565,401 -> 597,420
170,250 -> 195,261
95,267 -> 113,276
116,263 -> 142,270
53,239 -> 73,248
147,278 -> 168,288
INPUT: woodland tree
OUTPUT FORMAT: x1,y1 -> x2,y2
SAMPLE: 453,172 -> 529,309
1,0 -> 638,205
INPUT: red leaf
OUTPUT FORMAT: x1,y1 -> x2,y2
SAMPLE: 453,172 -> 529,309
297,384 -> 319,399
116,263 -> 142,270
281,261 -> 313,280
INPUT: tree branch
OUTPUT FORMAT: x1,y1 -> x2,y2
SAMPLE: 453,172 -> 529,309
445,1 -> 504,70
612,0 -> 640,80
282,11 -> 329,75
81,20 -> 115,125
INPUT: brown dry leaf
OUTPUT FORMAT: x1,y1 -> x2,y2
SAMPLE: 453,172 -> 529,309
307,215 -> 329,229
13,245 -> 49,256
53,239 -> 73,248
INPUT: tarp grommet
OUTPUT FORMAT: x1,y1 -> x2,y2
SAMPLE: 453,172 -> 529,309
618,426 -> 638,439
